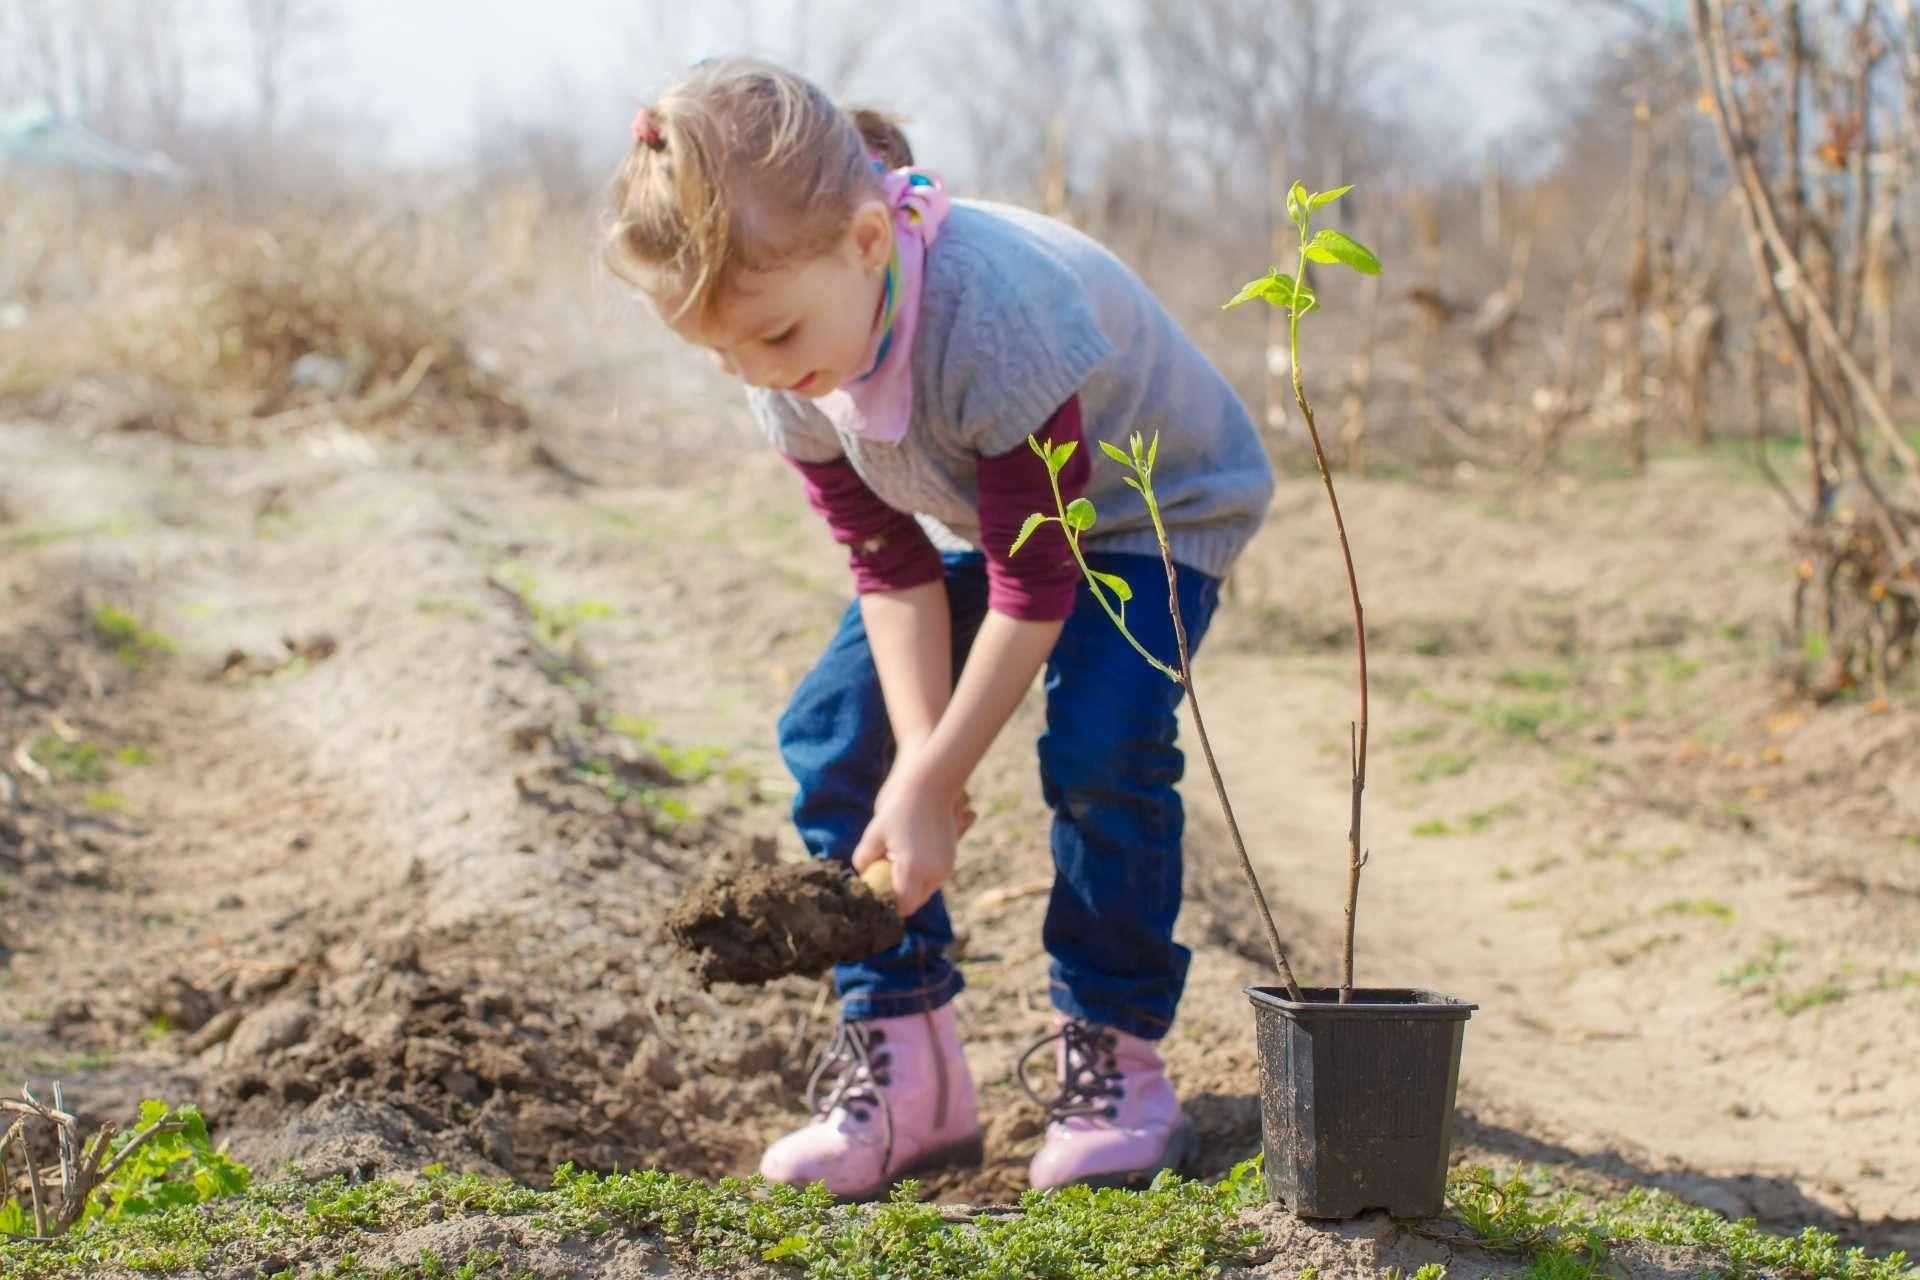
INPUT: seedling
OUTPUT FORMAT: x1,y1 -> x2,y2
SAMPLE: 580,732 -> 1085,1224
1017,181 -> 1380,1000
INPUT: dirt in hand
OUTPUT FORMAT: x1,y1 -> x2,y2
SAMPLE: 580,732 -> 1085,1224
666,860 -> 904,986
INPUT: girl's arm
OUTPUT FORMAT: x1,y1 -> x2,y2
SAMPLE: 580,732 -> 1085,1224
853,396 -> 1088,915
859,580 -> 951,751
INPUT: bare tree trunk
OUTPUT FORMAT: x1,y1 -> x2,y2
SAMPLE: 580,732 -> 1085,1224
1782,0 -> 1830,513
1625,92 -> 1653,472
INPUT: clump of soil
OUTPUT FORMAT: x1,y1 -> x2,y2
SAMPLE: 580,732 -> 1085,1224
666,860 -> 903,986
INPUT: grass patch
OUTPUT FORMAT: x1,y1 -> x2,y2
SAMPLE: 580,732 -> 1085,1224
1,1160 -> 1267,1279
490,562 -> 616,653
91,605 -> 176,668
1413,818 -> 1455,838
414,595 -> 485,621
114,745 -> 154,767
1413,751 -> 1475,782
1464,801 -> 1522,832
1496,667 -> 1572,693
1776,982 -> 1848,1017
1476,699 -> 1586,740
83,789 -> 128,813
0,516 -> 137,551
1655,898 -> 1735,924
27,735 -> 107,784
1449,1164 -> 1913,1280
1389,722 -> 1447,748
1720,938 -> 1793,989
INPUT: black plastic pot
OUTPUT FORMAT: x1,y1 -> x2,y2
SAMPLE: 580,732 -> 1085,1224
1244,986 -> 1476,1219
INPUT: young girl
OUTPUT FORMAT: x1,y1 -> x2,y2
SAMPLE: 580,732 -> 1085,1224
606,58 -> 1273,1199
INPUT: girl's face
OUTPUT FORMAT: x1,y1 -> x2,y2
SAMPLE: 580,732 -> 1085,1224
654,199 -> 893,398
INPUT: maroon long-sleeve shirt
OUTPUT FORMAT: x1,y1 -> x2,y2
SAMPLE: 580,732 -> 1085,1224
785,394 -> 1090,622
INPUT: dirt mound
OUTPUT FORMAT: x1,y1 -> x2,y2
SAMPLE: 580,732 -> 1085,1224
666,860 -> 905,986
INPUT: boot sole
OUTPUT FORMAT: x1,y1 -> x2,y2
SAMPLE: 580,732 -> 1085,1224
840,1132 -> 987,1204
1051,1122 -> 1197,1192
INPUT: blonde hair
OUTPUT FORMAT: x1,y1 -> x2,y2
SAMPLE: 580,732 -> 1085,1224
605,58 -> 913,319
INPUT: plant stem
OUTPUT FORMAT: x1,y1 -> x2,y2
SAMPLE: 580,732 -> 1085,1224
1290,239 -> 1371,1004
1045,458 -> 1180,683
1140,479 -> 1303,1001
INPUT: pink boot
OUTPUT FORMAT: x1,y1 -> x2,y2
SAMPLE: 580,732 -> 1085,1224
1024,1016 -> 1194,1190
759,1003 -> 983,1201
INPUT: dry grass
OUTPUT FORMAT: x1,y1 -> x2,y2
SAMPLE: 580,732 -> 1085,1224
0,183 -> 559,441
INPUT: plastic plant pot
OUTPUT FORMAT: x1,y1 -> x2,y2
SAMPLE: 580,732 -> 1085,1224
1245,985 -> 1477,1219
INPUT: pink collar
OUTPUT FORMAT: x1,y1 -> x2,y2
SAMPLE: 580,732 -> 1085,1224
815,168 -> 950,444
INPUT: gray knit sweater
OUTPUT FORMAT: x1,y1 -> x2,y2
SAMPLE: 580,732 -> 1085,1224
747,200 -> 1274,579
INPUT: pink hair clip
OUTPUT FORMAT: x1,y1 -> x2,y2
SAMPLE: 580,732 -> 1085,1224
631,107 -> 666,151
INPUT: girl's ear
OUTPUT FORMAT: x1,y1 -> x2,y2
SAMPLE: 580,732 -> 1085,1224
848,199 -> 892,272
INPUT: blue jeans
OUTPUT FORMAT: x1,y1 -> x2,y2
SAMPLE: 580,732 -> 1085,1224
776,550 -> 1222,1041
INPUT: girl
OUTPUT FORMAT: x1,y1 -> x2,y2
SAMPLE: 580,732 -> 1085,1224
606,58 -> 1273,1199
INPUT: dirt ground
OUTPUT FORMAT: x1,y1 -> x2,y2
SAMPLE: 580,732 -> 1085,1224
2,404 -> 1916,1266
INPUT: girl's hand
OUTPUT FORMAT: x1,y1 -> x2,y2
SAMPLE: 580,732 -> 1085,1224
875,761 -> 976,842
852,770 -> 962,918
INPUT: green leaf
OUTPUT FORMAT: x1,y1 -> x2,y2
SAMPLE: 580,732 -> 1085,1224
1147,431 -> 1159,470
1287,180 -> 1310,231
1027,435 -> 1047,459
1064,497 -> 1097,531
138,1099 -> 169,1128
1098,440 -> 1131,467
1122,476 -> 1142,491
1047,440 -> 1078,476
1305,228 -> 1382,275
1091,571 -> 1133,603
1009,512 -> 1050,557
763,1236 -> 810,1261
1309,184 -> 1354,209
1223,271 -> 1297,311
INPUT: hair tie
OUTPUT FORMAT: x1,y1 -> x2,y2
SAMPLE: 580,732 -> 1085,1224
631,107 -> 666,151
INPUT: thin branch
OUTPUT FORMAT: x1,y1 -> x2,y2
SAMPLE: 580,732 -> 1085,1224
1287,236 -> 1370,1004
1140,472 -> 1304,1002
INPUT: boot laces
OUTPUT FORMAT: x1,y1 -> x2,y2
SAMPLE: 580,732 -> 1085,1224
1019,1018 -> 1123,1123
804,1019 -> 895,1161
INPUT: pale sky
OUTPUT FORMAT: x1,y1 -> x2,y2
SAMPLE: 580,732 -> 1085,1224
303,1 -> 1634,175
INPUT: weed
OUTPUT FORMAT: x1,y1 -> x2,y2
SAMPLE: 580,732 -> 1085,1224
91,605 -> 176,668
1465,801 -> 1522,832
1655,898 -> 1735,923
0,517 -> 137,551
1450,1164 -> 1913,1280
1,1159 -> 1269,1278
1720,938 -> 1793,989
1497,668 -> 1572,693
1660,655 -> 1703,684
1559,755 -> 1602,788
1776,982 -> 1848,1016
415,596 -> 485,621
1414,751 -> 1475,782
1477,699 -> 1584,740
27,736 -> 107,784
1389,723 -> 1447,748
1413,819 -> 1455,838
114,745 -> 154,767
491,563 -> 617,653
83,790 -> 128,813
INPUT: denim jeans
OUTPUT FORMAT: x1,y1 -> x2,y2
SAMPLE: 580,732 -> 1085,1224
776,550 -> 1221,1041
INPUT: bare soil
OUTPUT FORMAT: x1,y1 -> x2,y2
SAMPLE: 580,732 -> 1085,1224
1,409 -> 1915,1269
